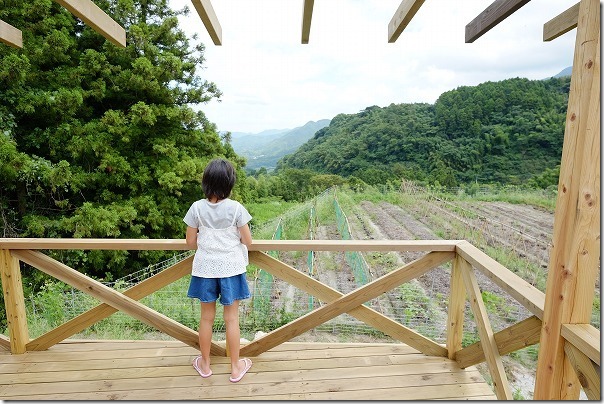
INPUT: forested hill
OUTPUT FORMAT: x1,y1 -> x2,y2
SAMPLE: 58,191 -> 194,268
278,77 -> 570,187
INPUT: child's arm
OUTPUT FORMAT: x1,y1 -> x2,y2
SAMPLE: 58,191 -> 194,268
186,226 -> 198,250
239,223 -> 252,248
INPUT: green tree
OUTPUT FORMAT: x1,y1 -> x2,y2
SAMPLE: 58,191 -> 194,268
0,0 -> 246,278
528,165 -> 560,189
279,77 -> 567,187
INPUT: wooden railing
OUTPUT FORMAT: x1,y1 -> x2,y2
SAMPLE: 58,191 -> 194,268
0,238 -> 600,400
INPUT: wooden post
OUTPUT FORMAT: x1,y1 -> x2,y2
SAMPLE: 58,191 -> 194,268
534,0 -> 600,399
0,249 -> 29,354
446,254 -> 466,359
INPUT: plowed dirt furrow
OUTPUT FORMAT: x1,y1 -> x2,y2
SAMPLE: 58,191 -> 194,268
460,202 -> 553,243
358,200 -> 533,331
378,202 -> 438,240
414,199 -> 551,269
343,204 -> 417,322
358,201 -> 451,312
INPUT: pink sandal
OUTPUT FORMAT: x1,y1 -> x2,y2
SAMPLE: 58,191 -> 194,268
229,358 -> 252,383
193,356 -> 212,378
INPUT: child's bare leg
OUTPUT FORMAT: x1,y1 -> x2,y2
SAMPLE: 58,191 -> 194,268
198,301 -> 216,374
223,300 -> 244,378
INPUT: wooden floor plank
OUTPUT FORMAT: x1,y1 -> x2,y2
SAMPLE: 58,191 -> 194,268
0,355 -> 465,385
1,359 -> 468,386
0,340 -> 496,400
0,365 -> 485,397
0,343 -> 420,363
3,382 -> 494,401
0,351 -> 450,374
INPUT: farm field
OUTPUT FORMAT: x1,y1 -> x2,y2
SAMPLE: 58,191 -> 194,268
23,184 -> 598,400
249,185 -> 597,400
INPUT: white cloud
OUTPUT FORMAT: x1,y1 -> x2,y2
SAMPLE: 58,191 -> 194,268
171,0 -> 575,133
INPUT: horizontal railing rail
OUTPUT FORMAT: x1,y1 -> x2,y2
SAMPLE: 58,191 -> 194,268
0,238 -> 600,400
0,238 -> 462,251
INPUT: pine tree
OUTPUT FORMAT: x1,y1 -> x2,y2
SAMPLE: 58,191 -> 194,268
0,0 -> 246,278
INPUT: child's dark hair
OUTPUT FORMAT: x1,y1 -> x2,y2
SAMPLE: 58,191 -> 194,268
202,158 -> 236,200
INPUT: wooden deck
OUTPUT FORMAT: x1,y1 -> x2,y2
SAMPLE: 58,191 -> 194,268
0,340 -> 496,400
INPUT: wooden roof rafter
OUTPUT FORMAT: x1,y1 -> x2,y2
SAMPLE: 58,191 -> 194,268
301,0 -> 314,44
53,0 -> 126,47
0,19 -> 22,48
543,2 -> 580,41
0,0 -> 126,48
387,0 -> 426,43
191,0 -> 222,45
465,0 -> 532,43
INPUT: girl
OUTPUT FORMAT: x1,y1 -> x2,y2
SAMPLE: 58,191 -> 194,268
184,158 -> 253,383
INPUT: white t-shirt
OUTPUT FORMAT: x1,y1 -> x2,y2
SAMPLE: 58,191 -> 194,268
183,198 -> 252,278
184,198 -> 252,230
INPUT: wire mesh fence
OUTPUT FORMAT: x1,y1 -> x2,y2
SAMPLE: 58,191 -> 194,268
333,189 -> 371,287
22,183 -> 561,347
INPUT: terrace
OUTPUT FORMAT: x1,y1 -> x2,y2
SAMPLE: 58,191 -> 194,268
1,0 -> 600,400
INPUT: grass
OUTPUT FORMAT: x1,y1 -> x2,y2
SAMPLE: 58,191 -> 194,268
247,199 -> 301,239
247,199 -> 301,225
461,187 -> 556,212
365,251 -> 399,268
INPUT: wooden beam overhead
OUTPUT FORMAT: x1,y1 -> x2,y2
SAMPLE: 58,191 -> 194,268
191,0 -> 222,46
301,0 -> 314,44
388,0 -> 426,43
465,0 -> 531,43
543,2 -> 580,41
0,19 -> 22,48
53,0 -> 126,47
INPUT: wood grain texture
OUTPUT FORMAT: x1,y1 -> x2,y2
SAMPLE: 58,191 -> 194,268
455,241 -> 545,318
0,238 -> 460,251
388,0 -> 426,43
465,0 -> 531,42
0,19 -> 22,48
446,255 -> 467,359
543,2 -> 580,41
564,341 -> 601,400
191,0 -> 222,45
0,340 -> 496,400
455,316 -> 542,369
242,251 -> 454,356
535,0 -> 600,398
561,324 -> 600,366
461,262 -> 512,399
0,250 -> 29,354
26,256 -> 194,351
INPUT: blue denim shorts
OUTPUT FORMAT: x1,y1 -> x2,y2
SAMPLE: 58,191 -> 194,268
187,273 -> 251,306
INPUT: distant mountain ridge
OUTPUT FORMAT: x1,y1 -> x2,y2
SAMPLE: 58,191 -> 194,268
551,66 -> 572,78
234,67 -> 571,173
231,119 -> 331,170
279,76 -> 570,187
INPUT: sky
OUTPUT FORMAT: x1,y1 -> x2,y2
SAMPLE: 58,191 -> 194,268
169,0 -> 576,134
